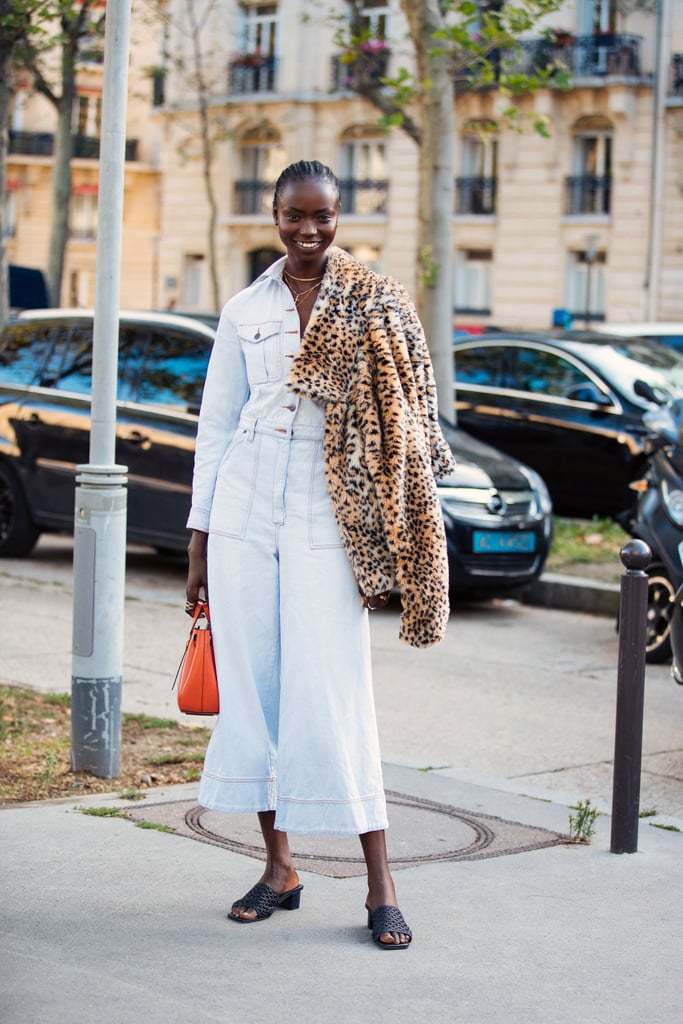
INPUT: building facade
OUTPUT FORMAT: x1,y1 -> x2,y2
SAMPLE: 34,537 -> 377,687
5,1 -> 162,310
4,0 -> 683,328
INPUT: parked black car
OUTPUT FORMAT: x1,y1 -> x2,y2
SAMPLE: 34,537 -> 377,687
437,418 -> 553,596
453,329 -> 683,518
0,309 -> 552,596
0,310 -> 216,556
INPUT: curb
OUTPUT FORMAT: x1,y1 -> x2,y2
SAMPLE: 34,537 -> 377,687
521,572 -> 620,617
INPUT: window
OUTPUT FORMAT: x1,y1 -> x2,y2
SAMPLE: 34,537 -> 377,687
182,255 -> 204,307
339,132 -> 388,215
231,4 -> 279,92
234,129 -> 284,214
509,347 -> 601,400
71,193 -> 98,240
79,34 -> 105,65
68,269 -> 91,307
566,248 -> 606,323
567,117 -> 612,215
578,0 -> 617,35
134,328 -> 211,412
457,129 -> 498,215
74,94 -> 101,138
249,248 -> 283,282
455,250 -> 492,315
454,345 -> 505,388
238,3 -> 278,56
4,191 -> 16,237
356,0 -> 391,40
40,323 -> 94,395
0,323 -> 57,387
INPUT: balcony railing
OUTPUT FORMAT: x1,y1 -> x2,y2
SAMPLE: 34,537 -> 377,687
233,179 -> 277,215
455,176 -> 497,215
228,55 -> 278,95
455,33 -> 643,87
70,227 -> 97,241
9,130 -> 138,162
339,178 -> 388,215
671,54 -> 683,96
330,49 -> 391,91
565,175 -> 611,216
8,131 -> 54,156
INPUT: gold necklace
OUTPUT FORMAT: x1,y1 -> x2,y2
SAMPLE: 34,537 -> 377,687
283,268 -> 324,282
283,270 -> 322,308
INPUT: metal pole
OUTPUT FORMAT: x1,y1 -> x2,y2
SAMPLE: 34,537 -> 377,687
646,0 -> 670,321
71,0 -> 132,777
610,540 -> 651,854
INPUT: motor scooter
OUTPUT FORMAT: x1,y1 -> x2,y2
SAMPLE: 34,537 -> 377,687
623,379 -> 683,680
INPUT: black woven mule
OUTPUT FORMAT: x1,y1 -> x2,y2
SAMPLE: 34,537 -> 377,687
228,882 -> 303,923
365,903 -> 412,950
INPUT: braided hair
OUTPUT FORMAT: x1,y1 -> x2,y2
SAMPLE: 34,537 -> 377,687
273,160 -> 340,213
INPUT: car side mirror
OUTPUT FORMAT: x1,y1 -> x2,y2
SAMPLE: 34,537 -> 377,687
634,378 -> 664,405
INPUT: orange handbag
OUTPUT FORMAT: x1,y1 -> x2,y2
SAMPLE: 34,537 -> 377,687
173,600 -> 219,715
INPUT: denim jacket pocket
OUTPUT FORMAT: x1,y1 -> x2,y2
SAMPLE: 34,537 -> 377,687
238,320 -> 282,385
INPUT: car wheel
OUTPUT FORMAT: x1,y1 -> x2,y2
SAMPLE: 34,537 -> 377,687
645,562 -> 674,664
0,462 -> 40,557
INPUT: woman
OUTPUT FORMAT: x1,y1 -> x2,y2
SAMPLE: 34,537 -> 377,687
185,160 -> 455,949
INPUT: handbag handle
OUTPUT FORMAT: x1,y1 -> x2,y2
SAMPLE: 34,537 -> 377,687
191,599 -> 211,628
172,600 -> 212,692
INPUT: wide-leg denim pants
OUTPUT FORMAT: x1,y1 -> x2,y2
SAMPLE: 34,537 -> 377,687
198,418 -> 388,835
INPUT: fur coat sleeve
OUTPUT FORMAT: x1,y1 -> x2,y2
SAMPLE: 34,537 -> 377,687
286,247 -> 456,648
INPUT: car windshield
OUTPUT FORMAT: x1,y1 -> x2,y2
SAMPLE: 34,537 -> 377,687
562,335 -> 683,407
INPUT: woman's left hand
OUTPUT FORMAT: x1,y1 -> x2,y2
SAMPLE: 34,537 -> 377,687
361,590 -> 392,611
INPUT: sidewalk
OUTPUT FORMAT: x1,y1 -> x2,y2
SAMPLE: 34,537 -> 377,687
1,547 -> 681,1023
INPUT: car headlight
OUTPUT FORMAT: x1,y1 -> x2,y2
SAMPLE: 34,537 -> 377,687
661,479 -> 683,527
518,465 -> 553,516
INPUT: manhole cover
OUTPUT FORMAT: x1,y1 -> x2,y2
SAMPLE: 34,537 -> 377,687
124,789 -> 565,877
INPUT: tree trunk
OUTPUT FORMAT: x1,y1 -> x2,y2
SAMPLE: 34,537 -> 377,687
401,0 -> 456,422
0,39 -> 12,326
186,0 -> 220,312
46,40 -> 77,307
415,64 -> 455,422
196,70 -> 220,312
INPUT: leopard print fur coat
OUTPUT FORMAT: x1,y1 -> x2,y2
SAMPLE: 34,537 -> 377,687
286,247 -> 456,648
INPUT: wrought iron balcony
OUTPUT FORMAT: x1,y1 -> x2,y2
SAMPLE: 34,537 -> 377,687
228,54 -> 278,95
339,178 -> 388,216
671,54 -> 683,96
8,130 -> 54,156
455,177 -> 497,215
70,227 -> 97,241
565,175 -> 611,216
8,130 -> 138,161
455,33 -> 643,87
331,48 -> 391,91
233,179 -> 277,215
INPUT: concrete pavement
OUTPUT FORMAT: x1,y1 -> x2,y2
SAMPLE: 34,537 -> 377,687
1,538 -> 681,1023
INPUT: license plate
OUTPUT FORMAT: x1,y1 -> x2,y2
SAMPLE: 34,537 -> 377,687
473,531 -> 536,553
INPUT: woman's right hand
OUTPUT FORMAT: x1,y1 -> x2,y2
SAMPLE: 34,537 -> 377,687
185,530 -> 208,615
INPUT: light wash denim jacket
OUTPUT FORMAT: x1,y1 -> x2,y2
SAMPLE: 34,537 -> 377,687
186,256 -> 324,533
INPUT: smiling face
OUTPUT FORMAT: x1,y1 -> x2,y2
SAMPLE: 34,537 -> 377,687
273,177 -> 339,275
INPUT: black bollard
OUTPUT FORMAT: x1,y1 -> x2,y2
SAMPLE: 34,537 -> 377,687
610,539 -> 651,854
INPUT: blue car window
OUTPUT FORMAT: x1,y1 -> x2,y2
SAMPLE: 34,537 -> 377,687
511,348 -> 596,399
0,322 -> 58,386
41,324 -> 93,394
21,321 -> 152,401
454,345 -> 504,386
134,328 -> 211,411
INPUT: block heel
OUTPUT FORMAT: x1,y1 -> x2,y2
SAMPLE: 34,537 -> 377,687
228,882 -> 304,922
